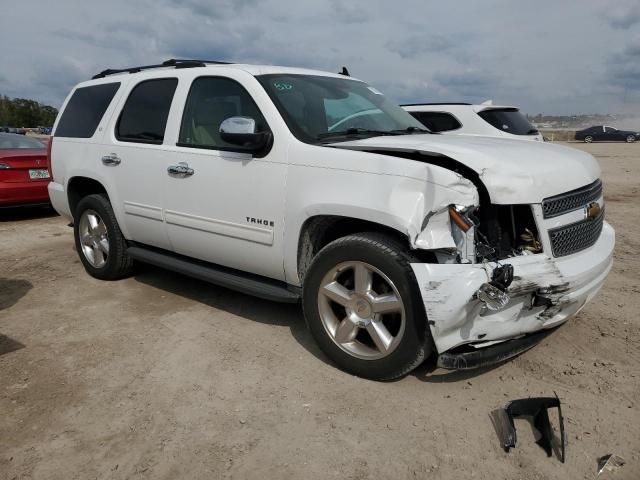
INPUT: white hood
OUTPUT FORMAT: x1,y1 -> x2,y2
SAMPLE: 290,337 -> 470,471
331,134 -> 600,204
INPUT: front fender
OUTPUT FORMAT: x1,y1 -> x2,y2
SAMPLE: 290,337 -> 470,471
283,145 -> 479,285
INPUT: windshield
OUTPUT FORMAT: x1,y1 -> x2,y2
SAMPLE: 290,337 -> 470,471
477,108 -> 538,135
257,74 -> 426,143
0,133 -> 46,149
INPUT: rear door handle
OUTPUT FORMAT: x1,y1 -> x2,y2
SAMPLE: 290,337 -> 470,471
101,153 -> 121,166
167,163 -> 195,177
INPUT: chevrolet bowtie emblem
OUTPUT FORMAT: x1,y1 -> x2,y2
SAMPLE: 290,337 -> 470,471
585,202 -> 601,221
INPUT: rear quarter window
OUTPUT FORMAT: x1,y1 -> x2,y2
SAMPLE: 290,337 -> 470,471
477,108 -> 537,136
409,111 -> 461,132
55,83 -> 120,138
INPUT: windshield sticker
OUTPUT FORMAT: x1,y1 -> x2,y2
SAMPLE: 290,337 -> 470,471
367,86 -> 384,95
274,82 -> 293,91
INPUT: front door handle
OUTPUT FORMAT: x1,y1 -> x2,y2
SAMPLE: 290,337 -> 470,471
167,163 -> 195,177
101,153 -> 121,166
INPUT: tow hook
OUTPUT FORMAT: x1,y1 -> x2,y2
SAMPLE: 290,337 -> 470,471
476,264 -> 514,311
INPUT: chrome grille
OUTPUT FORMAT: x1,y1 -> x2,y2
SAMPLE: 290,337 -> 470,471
548,207 -> 604,257
542,179 -> 602,219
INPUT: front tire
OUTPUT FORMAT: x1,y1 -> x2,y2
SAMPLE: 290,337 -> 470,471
302,233 -> 433,380
584,136 -> 593,143
626,135 -> 636,143
74,194 -> 133,280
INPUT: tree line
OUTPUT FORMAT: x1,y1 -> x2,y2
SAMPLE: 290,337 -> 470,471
0,95 -> 58,127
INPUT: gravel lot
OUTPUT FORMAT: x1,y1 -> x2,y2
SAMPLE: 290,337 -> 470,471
1,142 -> 638,480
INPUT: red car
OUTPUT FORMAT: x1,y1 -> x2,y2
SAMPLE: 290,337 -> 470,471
0,133 -> 50,207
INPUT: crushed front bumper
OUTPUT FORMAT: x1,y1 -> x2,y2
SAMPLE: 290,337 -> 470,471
411,221 -> 614,360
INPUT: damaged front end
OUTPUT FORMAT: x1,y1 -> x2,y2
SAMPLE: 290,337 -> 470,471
410,186 -> 614,368
329,141 -> 613,368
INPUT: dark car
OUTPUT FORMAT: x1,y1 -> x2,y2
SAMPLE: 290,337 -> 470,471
575,125 -> 639,143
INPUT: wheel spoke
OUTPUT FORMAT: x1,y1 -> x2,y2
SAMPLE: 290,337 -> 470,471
366,321 -> 393,352
322,281 -> 353,307
371,293 -> 402,314
334,318 -> 359,344
98,238 -> 109,255
94,221 -> 107,236
87,213 -> 99,232
353,263 -> 372,294
92,246 -> 105,266
81,233 -> 93,246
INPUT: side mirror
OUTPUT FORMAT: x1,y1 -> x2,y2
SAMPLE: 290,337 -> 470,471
219,116 -> 270,152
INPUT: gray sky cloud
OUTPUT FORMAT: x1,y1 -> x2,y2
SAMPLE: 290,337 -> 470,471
0,0 -> 638,115
605,0 -> 640,29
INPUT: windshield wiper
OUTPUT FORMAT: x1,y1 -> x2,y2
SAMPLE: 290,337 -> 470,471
526,129 -> 539,135
388,126 -> 431,134
317,127 -> 404,141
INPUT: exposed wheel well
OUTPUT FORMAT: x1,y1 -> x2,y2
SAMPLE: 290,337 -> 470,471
297,215 -> 416,282
67,177 -> 108,216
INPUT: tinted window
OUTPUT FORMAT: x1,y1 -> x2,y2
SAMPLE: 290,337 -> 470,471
55,83 -> 120,138
410,112 -> 461,132
179,77 -> 269,150
117,78 -> 178,144
477,108 -> 537,136
0,133 -> 45,149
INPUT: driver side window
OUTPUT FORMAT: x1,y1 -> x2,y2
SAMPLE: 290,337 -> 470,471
178,77 -> 269,150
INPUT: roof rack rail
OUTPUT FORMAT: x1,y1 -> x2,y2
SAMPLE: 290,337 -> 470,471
400,102 -> 472,106
92,58 -> 232,79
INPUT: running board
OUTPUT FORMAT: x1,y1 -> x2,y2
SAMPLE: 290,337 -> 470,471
127,246 -> 300,303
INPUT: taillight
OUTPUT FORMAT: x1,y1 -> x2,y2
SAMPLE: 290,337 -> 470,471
46,137 -> 53,179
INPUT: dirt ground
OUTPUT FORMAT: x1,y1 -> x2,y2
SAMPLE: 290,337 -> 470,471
1,142 -> 638,480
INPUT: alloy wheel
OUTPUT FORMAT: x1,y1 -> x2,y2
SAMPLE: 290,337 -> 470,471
78,209 -> 109,268
317,261 -> 406,360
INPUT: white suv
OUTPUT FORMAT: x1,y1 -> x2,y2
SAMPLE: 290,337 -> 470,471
48,59 -> 614,380
402,103 -> 544,142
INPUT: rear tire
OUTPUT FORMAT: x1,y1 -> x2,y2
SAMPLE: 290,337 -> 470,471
74,194 -> 133,280
627,135 -> 636,143
302,232 -> 433,380
584,136 -> 593,143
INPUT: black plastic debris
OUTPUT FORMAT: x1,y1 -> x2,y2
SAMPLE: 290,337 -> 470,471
491,264 -> 514,290
597,454 -> 625,475
490,393 -> 565,463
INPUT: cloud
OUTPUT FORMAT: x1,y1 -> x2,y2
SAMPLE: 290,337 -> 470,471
605,1 -> 640,29
386,34 -> 458,59
432,69 -> 504,101
607,36 -> 640,92
329,0 -> 372,24
0,0 -> 638,115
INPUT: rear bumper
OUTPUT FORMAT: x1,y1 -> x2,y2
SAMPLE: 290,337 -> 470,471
411,221 -> 615,357
0,180 -> 50,206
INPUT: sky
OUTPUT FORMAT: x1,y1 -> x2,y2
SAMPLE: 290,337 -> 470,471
1,0 -> 639,115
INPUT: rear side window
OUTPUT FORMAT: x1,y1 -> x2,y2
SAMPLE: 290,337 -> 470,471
55,83 -> 120,138
116,78 -> 178,144
477,108 -> 538,136
410,111 -> 461,132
